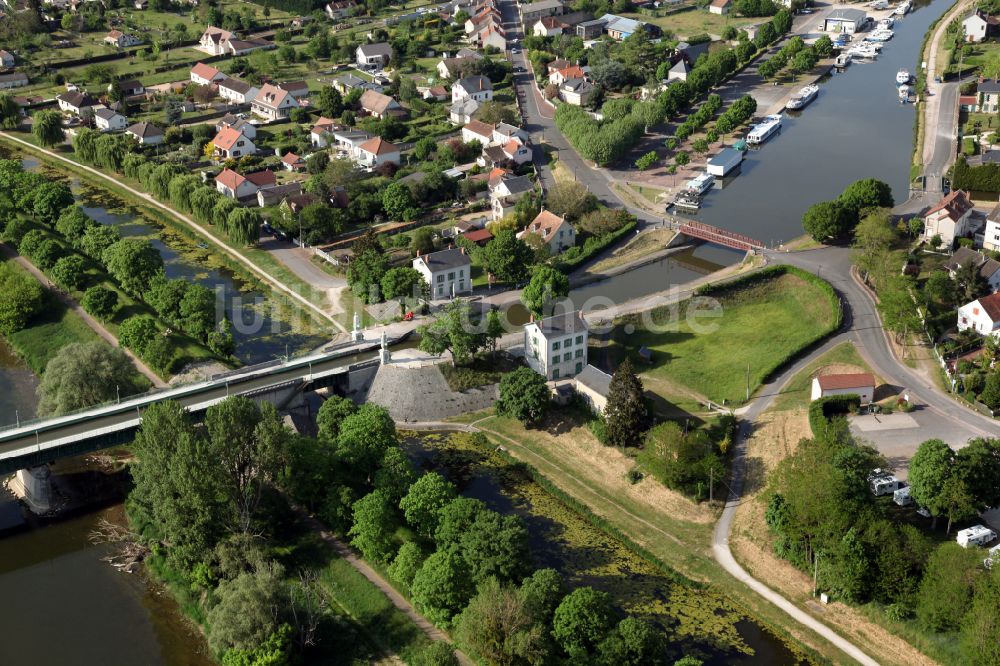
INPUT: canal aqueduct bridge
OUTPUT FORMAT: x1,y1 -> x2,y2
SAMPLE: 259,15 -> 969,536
0,339 -> 386,478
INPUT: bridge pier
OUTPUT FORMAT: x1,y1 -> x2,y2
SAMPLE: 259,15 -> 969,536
9,465 -> 54,515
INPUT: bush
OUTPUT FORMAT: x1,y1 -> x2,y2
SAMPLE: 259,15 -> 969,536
0,261 -> 45,335
81,285 -> 118,320
51,255 -> 89,291
808,394 -> 861,436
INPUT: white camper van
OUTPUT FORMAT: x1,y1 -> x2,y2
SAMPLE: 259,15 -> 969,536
957,525 -> 997,548
893,486 -> 913,506
870,472 -> 904,497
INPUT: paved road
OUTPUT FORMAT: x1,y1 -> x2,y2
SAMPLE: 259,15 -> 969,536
0,132 -> 347,333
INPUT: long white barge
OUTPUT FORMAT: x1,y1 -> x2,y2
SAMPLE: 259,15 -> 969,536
746,114 -> 782,144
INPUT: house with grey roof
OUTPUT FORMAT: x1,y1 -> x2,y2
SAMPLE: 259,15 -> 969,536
524,310 -> 589,379
356,42 -> 393,69
413,247 -> 472,299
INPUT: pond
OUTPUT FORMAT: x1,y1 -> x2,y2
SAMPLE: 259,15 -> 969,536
0,338 -> 39,427
406,432 -> 813,665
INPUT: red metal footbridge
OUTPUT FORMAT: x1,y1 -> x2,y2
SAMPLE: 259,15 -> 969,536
677,220 -> 765,252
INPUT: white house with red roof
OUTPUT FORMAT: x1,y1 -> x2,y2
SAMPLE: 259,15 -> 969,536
517,210 -> 576,254
923,189 -> 975,247
958,292 -> 1000,337
709,0 -> 731,14
355,137 -> 400,168
549,64 -> 587,86
281,152 -> 306,172
211,126 -> 256,159
810,373 -> 876,403
191,62 -> 226,86
251,83 -> 299,121
215,168 -> 277,199
462,119 -> 495,146
310,117 -> 338,148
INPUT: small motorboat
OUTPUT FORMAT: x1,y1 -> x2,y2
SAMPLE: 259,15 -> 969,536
896,69 -> 911,85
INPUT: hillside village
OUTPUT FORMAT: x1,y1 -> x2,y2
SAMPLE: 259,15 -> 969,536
1,0 -> 1000,665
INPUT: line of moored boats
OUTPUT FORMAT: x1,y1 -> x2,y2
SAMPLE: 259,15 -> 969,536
669,0 -> 914,212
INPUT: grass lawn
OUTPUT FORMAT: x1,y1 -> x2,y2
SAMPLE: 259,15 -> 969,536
611,272 -> 839,405
585,228 -> 675,275
770,341 -> 871,412
632,8 -> 756,39
3,268 -> 105,375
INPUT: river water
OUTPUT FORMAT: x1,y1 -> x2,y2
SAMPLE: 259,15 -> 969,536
687,0 -> 947,244
0,1 -> 950,660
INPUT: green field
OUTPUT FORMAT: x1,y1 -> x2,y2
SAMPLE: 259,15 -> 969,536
3,261 -> 104,374
612,272 -> 839,405
631,8 -> 757,39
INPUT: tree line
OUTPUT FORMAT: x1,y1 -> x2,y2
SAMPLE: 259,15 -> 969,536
765,416 -> 1000,661
0,159 -> 233,373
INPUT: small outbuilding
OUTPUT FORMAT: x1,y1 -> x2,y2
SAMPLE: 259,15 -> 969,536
574,364 -> 612,414
810,373 -> 875,404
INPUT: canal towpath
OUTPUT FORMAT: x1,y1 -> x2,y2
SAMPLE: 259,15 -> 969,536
0,245 -> 167,389
0,132 -> 348,334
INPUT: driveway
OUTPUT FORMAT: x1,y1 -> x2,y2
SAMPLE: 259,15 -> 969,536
259,237 -> 347,314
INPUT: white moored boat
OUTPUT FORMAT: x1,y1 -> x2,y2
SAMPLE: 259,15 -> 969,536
685,172 -> 715,195
746,114 -> 782,144
785,84 -> 819,110
835,53 -> 852,67
896,69 -> 910,85
893,1 -> 910,15
898,84 -> 910,102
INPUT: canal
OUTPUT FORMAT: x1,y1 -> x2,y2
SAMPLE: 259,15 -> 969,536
689,0 -> 948,244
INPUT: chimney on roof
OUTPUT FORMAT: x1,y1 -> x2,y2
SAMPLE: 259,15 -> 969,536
416,249 -> 421,257
530,313 -> 534,322
460,246 -> 466,254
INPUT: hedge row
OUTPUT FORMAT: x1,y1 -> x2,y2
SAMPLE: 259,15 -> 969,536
808,394 -> 861,437
554,219 -> 638,272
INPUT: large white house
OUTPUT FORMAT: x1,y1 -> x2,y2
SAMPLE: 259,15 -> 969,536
523,310 -> 589,380
218,77 -> 259,104
944,247 -> 1000,292
356,42 -> 393,69
126,121 -> 164,145
452,76 -> 493,103
923,189 -> 975,247
191,62 -> 226,86
958,292 -> 1000,336
963,10 -> 997,43
517,210 -> 576,254
215,168 -> 276,200
355,136 -> 400,169
56,91 -> 97,116
413,247 -> 472,299
251,84 -> 299,121
93,107 -> 127,131
104,30 -> 142,48
198,27 -> 234,55
211,126 -> 256,159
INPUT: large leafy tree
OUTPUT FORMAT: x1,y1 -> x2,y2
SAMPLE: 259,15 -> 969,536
908,439 -> 955,528
336,403 -> 397,481
0,260 -> 44,335
916,542 -> 985,632
32,110 -> 65,147
37,342 -> 144,416
32,181 -> 74,225
597,617 -> 665,666
381,266 -> 424,301
454,578 -> 550,666
129,400 -> 221,568
956,438 -> 1000,508
0,93 -> 21,129
482,229 -> 534,284
417,300 -> 486,366
206,561 -> 290,655
552,587 -> 614,660
316,394 -> 357,442
802,200 -> 851,242
603,359 -> 647,449
458,509 -> 530,585
544,182 -> 598,221
348,489 -> 399,563
838,178 -> 894,217
521,266 -> 569,318
382,181 -> 417,221
496,367 -> 550,425
102,238 -> 164,295
399,472 -> 457,539
204,396 -> 289,534
411,550 -> 474,627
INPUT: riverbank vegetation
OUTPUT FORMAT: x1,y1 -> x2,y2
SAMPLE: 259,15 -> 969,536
607,266 -> 840,405
761,408 -> 1000,665
0,159 -> 225,377
802,178 -> 895,242
127,396 -> 447,665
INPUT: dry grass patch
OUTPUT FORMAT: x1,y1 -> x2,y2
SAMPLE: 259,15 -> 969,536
730,408 -> 940,666
482,413 -> 716,526
586,228 -> 677,274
